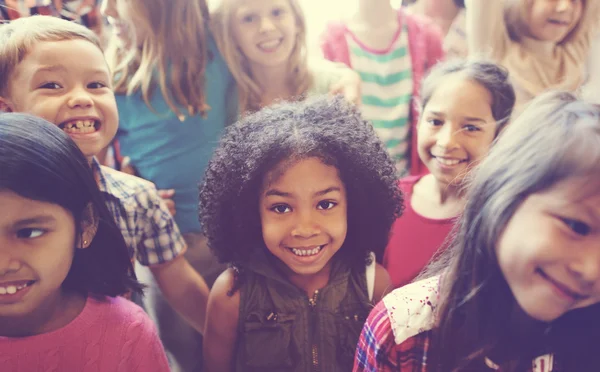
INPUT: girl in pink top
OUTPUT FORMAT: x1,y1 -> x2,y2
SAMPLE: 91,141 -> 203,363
0,114 -> 170,372
384,59 -> 516,288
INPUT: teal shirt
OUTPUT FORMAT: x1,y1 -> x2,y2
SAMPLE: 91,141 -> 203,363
115,34 -> 235,234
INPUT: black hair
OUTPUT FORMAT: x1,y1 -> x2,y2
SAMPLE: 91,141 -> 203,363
0,113 -> 142,297
420,59 -> 516,135
200,96 -> 403,275
421,91 -> 600,370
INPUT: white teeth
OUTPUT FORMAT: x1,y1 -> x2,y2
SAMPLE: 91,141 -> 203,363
258,39 -> 281,49
0,283 -> 30,295
290,245 -> 323,257
436,157 -> 462,166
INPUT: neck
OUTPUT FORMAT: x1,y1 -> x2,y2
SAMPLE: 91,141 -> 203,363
287,262 -> 332,298
521,36 -> 556,56
249,62 -> 292,108
0,289 -> 85,337
432,178 -> 464,205
355,0 -> 394,24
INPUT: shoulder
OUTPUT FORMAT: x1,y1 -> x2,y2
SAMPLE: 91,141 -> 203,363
381,276 -> 440,345
88,295 -> 152,328
399,174 -> 422,193
98,165 -> 159,204
209,268 -> 241,319
372,263 -> 392,304
321,20 -> 348,42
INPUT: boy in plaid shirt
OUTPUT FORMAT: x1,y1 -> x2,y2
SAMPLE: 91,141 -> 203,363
0,16 -> 209,334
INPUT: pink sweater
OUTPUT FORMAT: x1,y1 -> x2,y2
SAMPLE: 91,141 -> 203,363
321,9 -> 445,176
0,295 -> 170,372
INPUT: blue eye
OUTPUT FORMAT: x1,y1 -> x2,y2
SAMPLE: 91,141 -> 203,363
272,8 -> 284,17
16,228 -> 45,239
242,14 -> 256,23
317,201 -> 337,210
562,218 -> 591,236
270,204 -> 291,214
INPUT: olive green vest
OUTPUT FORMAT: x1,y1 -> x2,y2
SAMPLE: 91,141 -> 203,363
235,250 -> 371,372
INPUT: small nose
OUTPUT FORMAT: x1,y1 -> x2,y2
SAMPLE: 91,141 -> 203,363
556,0 -> 572,12
567,244 -> 600,289
291,209 -> 320,239
259,16 -> 277,33
435,123 -> 459,149
0,251 -> 22,277
67,87 -> 94,109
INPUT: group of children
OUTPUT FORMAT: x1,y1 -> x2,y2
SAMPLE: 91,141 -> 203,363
0,0 -> 599,371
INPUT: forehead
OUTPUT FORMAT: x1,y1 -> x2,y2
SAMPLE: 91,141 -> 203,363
424,74 -> 493,118
0,190 -> 71,224
262,157 -> 342,190
236,0 -> 291,13
14,39 -> 108,78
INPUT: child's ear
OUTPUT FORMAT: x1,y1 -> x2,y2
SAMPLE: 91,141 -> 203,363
77,203 -> 99,249
0,97 -> 14,112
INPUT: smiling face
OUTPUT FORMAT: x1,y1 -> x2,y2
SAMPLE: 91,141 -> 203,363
259,157 -> 347,277
527,0 -> 583,43
0,190 -> 76,323
418,74 -> 497,188
101,0 -> 149,46
1,39 -> 118,160
497,177 -> 600,322
231,0 -> 299,70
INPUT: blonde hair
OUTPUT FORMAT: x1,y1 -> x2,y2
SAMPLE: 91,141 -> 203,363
504,0 -> 593,45
105,0 -> 211,120
211,0 -> 312,114
0,16 -> 101,96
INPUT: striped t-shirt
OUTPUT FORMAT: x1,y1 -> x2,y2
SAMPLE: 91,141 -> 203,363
346,20 -> 413,176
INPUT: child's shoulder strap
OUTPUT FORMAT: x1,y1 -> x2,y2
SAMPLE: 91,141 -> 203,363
366,251 -> 376,302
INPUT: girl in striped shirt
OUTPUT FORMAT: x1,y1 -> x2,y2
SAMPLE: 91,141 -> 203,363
321,0 -> 444,176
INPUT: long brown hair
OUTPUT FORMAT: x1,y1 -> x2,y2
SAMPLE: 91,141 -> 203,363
105,0 -> 211,120
420,91 -> 600,371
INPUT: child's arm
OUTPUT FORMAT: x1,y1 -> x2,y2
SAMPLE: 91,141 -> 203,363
309,59 -> 361,105
464,0 -> 508,61
203,269 -> 240,372
372,263 -> 392,304
150,254 -> 210,334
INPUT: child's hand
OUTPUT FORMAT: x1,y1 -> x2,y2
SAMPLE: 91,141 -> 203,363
329,69 -> 361,106
157,189 -> 176,216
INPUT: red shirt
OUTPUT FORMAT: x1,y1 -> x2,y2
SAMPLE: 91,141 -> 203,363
383,175 -> 456,288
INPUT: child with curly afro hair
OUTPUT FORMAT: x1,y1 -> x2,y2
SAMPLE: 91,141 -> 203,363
200,95 -> 403,371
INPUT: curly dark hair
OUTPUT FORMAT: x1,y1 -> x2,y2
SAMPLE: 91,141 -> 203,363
199,96 -> 403,272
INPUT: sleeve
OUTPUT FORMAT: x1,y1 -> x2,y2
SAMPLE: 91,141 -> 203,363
320,22 -> 352,67
135,186 -> 187,266
424,17 -> 446,71
353,300 -> 398,372
306,58 -> 348,96
464,0 -> 509,61
118,304 -> 171,372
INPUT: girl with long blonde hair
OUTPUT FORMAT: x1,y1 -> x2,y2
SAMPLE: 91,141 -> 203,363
211,0 -> 359,114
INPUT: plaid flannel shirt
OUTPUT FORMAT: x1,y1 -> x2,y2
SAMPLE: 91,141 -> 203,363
354,277 -> 557,372
92,158 -> 186,266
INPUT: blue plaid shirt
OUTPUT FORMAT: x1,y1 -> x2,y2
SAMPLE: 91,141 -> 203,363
92,159 -> 186,266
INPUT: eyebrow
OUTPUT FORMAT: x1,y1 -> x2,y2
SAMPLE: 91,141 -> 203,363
427,111 -> 487,123
34,65 -> 69,74
264,186 -> 342,198
14,215 -> 57,227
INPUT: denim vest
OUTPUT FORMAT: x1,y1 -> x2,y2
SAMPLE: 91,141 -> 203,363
235,249 -> 372,372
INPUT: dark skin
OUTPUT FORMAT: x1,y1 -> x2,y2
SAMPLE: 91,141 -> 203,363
202,264 -> 391,372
